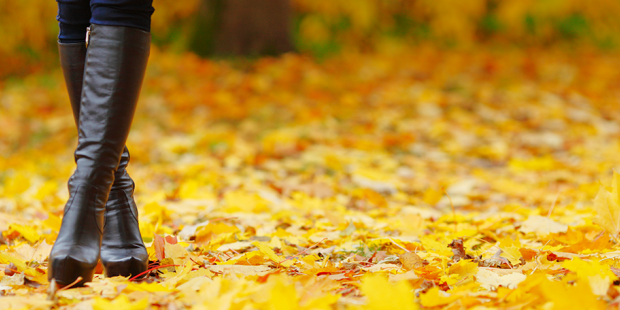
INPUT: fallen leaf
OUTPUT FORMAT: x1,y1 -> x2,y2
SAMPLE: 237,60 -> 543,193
562,257 -> 615,296
448,238 -> 474,262
519,215 -> 568,235
92,295 -> 148,310
399,251 -> 423,270
358,274 -> 417,310
153,234 -> 165,261
252,241 -> 294,267
593,172 -> 620,240
475,268 -> 526,290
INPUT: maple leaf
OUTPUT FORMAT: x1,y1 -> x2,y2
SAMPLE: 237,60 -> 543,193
358,274 -> 417,310
519,215 -> 568,235
593,171 -> 620,241
93,295 -> 148,310
419,286 -> 458,308
476,268 -> 526,290
399,251 -> 423,270
252,241 -> 294,267
538,278 -> 606,310
562,257 -> 615,296
448,238 -> 474,262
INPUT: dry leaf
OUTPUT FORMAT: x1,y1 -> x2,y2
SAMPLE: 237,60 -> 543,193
593,172 -> 620,240
399,252 -> 423,270
475,269 -> 526,290
448,239 -> 474,262
519,215 -> 568,235
359,274 -> 417,310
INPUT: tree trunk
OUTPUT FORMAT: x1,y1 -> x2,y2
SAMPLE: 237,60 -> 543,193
190,0 -> 294,57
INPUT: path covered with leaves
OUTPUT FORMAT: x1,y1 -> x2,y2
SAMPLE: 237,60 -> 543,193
2,46 -> 620,309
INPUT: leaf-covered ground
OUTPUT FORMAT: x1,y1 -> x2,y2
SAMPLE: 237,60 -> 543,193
2,46 -> 620,309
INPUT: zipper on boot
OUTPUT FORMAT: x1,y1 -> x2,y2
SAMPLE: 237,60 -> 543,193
85,27 -> 91,48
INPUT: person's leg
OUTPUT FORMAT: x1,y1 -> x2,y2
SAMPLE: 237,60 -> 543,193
52,0 -> 93,288
90,0 -> 154,33
89,0 -> 154,279
58,43 -> 140,279
57,0 -> 89,123
57,0 -> 91,43
57,0 -> 142,224
49,0 -> 153,286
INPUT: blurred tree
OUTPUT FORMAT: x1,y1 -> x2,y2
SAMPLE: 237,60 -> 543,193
189,0 -> 294,57
3,0 -> 620,77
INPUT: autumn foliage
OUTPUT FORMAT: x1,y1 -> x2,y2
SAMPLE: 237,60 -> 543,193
2,44 -> 620,308
4,0 -> 620,309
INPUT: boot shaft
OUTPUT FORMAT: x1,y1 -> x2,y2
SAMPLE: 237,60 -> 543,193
74,24 -> 150,188
58,42 -> 87,127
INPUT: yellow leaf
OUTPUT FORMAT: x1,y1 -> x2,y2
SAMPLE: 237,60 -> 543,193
448,259 -> 478,280
419,286 -> 456,308
519,215 -> 568,235
13,241 -> 52,263
142,201 -> 172,223
3,174 -> 30,196
181,268 -> 214,283
198,222 -> 239,235
301,293 -> 339,310
252,241 -> 294,267
178,179 -> 215,199
8,224 -> 40,243
538,278 -> 606,310
420,236 -> 453,257
223,190 -> 269,213
93,295 -> 148,310
23,267 -> 48,284
400,252 -> 423,270
164,242 -> 188,260
0,252 -> 28,270
562,257 -> 615,296
124,282 -> 169,292
423,188 -> 443,205
195,222 -> 239,244
359,274 -> 417,310
498,237 -> 523,266
475,269 -> 526,290
162,261 -> 194,289
42,213 -> 61,232
267,275 -> 299,310
593,171 -> 620,240
34,180 -> 57,200
218,251 -> 264,265
508,156 -> 557,172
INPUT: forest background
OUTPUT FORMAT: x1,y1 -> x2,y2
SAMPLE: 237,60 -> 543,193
2,0 -> 620,77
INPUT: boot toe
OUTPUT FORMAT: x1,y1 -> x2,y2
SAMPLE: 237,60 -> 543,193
48,255 -> 96,287
103,256 -> 148,278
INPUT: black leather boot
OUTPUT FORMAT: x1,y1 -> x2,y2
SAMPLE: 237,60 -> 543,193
58,42 -> 86,126
58,40 -> 148,280
49,25 -> 150,286
100,182 -> 149,278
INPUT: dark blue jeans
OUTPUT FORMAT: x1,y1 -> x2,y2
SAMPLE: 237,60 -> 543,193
57,0 -> 154,43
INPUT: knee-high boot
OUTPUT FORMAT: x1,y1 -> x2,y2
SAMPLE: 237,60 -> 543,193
50,25 -> 150,286
100,164 -> 149,278
59,40 -> 148,279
